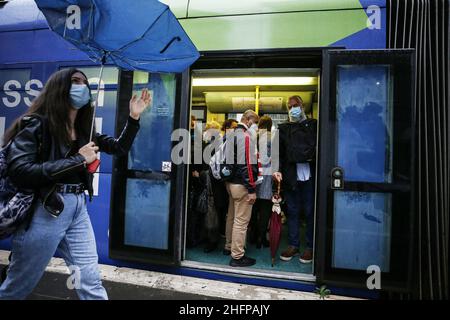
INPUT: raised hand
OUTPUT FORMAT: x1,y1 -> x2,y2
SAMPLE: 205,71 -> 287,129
129,88 -> 151,120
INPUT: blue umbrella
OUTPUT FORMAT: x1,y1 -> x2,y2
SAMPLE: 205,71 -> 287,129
34,0 -> 199,171
34,0 -> 199,73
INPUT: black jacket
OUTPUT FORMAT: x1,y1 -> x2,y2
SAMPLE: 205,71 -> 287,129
229,124 -> 258,194
277,119 -> 317,191
6,114 -> 140,215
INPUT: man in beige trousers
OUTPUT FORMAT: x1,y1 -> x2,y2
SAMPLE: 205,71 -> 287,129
223,110 -> 259,267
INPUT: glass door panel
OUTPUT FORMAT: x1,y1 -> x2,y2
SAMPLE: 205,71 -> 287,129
124,178 -> 171,250
336,65 -> 393,183
332,191 -> 392,272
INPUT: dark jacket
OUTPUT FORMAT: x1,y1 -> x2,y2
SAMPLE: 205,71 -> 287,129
277,119 -> 317,191
229,123 -> 258,194
6,114 -> 140,215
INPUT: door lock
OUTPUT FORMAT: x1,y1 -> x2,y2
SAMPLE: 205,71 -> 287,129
331,167 -> 344,189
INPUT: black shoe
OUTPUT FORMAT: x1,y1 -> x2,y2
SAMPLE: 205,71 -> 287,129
223,249 -> 231,256
229,256 -> 256,267
204,242 -> 218,253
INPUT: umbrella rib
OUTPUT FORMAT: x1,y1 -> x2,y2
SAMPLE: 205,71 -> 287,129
65,37 -> 108,62
78,39 -> 197,66
123,55 -> 197,63
109,53 -> 137,70
112,7 -> 170,54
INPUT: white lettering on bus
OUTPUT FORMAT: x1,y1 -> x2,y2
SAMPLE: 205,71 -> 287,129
24,79 -> 43,107
2,80 -> 21,108
2,79 -> 43,108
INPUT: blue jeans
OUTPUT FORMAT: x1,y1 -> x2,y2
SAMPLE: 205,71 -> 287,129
0,193 -> 107,300
285,179 -> 315,250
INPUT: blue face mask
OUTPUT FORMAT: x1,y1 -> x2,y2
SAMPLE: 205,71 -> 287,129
70,84 -> 91,109
289,106 -> 302,122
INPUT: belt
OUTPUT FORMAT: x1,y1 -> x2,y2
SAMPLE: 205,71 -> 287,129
55,183 -> 86,194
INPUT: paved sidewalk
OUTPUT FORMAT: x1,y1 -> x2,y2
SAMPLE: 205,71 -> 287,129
0,250 -> 356,300
25,268 -> 213,300
0,261 -> 214,300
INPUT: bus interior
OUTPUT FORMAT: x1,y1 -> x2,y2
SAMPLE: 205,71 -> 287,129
184,68 -> 320,279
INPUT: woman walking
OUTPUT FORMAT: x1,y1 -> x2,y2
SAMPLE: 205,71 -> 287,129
0,68 -> 150,300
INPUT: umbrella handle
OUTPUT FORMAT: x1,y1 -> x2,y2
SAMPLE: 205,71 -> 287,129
86,62 -> 105,175
87,158 -> 101,174
89,63 -> 105,142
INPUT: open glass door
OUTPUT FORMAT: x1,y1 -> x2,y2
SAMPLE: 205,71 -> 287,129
316,49 -> 416,292
109,70 -> 189,265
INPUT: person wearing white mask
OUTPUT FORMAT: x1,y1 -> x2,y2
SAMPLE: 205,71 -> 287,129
273,95 -> 317,264
0,68 -> 150,299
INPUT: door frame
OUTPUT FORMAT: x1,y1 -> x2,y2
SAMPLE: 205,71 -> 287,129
109,69 -> 190,265
109,47 -> 337,269
181,47 -> 332,278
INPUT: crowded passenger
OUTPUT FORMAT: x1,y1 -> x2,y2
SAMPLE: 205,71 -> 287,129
187,120 -> 221,251
224,110 -> 259,267
201,121 -> 222,253
186,99 -> 317,269
186,115 -> 203,248
252,115 -> 273,249
211,119 -> 238,238
273,95 -> 317,264
189,120 -> 241,252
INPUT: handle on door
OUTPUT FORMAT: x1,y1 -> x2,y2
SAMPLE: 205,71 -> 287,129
331,167 -> 344,190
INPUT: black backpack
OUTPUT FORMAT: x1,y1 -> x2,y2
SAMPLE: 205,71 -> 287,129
283,118 -> 317,163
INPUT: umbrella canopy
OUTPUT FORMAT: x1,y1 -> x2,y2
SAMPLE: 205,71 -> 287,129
269,210 -> 282,267
33,0 -> 200,172
33,0 -> 200,73
269,184 -> 283,267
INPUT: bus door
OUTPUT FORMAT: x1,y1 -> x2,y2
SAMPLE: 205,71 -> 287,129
109,70 -> 190,265
316,49 -> 416,292
108,49 -> 322,267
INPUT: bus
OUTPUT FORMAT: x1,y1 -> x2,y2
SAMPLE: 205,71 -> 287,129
1,0 -> 447,299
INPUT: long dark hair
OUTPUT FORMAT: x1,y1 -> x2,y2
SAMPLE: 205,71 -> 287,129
3,68 -> 94,146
